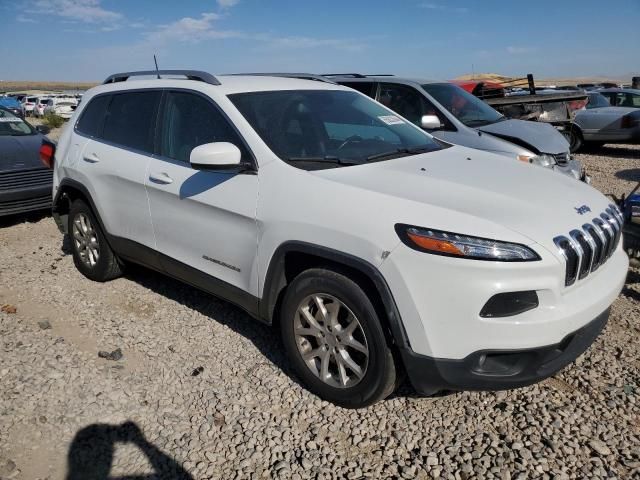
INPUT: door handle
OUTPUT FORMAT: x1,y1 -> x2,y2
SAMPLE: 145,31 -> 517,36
83,153 -> 100,163
149,172 -> 174,185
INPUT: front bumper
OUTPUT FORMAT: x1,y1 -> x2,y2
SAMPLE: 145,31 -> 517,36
401,307 -> 609,394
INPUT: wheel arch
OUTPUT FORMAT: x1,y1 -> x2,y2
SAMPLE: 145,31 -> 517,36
260,241 -> 411,349
53,179 -> 106,237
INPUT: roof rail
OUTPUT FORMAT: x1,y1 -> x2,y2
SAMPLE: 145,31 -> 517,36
229,73 -> 336,84
103,70 -> 220,86
366,74 -> 395,77
322,73 -> 366,78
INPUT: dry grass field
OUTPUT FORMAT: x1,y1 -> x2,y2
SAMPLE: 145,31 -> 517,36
0,80 -> 97,92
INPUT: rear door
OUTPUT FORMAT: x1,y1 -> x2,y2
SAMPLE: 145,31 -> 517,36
145,89 -> 259,296
75,90 -> 160,249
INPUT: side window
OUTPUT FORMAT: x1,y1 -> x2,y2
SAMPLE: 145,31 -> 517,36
619,93 -> 639,108
76,95 -> 111,137
600,92 -> 614,105
102,91 -> 161,153
340,82 -> 377,99
378,83 -> 449,129
160,91 -> 248,163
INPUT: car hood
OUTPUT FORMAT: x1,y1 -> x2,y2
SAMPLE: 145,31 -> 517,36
313,146 -> 611,254
477,119 -> 569,155
0,133 -> 45,171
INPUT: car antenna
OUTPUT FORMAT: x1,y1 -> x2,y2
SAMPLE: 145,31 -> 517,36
153,54 -> 160,79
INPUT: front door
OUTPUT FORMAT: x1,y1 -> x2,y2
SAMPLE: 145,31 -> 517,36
145,90 -> 259,297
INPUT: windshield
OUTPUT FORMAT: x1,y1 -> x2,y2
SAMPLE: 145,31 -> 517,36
229,89 -> 442,169
0,109 -> 34,136
587,93 -> 610,109
422,83 -> 504,127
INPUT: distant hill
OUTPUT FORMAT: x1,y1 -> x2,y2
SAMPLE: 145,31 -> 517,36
0,80 -> 98,93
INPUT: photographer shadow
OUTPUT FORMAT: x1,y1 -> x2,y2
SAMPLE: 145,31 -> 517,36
66,421 -> 193,480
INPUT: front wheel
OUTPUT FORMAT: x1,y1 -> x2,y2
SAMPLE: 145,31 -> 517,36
568,127 -> 583,153
280,268 -> 397,408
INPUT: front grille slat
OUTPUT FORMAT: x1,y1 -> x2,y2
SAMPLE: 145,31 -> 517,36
583,224 -> 604,271
570,230 -> 592,279
0,169 -> 53,191
556,209 -> 621,287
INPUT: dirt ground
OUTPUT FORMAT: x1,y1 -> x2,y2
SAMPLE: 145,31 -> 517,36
0,144 -> 639,480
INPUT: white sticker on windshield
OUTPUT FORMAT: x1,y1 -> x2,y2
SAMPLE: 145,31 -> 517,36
378,115 -> 405,125
0,118 -> 22,123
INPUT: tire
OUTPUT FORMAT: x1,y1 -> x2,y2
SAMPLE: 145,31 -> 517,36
280,268 -> 397,408
68,199 -> 123,282
568,127 -> 583,153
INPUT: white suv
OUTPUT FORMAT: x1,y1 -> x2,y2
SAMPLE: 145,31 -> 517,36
48,70 -> 627,408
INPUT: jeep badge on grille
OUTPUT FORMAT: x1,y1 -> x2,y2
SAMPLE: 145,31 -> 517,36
575,205 -> 591,215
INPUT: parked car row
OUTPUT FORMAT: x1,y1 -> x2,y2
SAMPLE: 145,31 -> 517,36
1,92 -> 81,118
30,70 -> 627,407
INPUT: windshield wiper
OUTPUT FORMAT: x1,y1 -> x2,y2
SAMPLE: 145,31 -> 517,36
285,155 -> 360,166
366,146 -> 432,162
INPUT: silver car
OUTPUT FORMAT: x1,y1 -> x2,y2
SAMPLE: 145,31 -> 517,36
330,75 -> 585,181
571,92 -> 640,150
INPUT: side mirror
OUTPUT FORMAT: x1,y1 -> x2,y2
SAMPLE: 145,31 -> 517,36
420,115 -> 442,130
35,125 -> 51,135
190,142 -> 243,170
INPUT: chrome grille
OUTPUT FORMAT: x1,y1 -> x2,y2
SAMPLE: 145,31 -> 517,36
554,204 -> 623,286
0,168 -> 53,191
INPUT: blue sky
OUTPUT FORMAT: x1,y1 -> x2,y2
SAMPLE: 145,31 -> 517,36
2,0 -> 639,81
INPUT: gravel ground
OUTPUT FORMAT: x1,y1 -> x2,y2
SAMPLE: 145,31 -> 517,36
1,145 -> 639,480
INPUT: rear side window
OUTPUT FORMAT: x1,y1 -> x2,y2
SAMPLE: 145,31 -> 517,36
340,82 -> 377,98
102,91 -> 161,153
76,95 -> 111,137
159,91 -> 249,163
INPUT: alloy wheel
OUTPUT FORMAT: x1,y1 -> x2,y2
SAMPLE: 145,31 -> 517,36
72,213 -> 100,268
294,294 -> 369,388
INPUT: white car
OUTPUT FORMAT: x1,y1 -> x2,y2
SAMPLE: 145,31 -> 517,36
43,97 -> 78,119
48,70 -> 627,408
33,97 -> 51,117
22,96 -> 38,116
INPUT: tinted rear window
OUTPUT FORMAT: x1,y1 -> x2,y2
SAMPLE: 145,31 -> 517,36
76,95 -> 111,137
102,91 -> 161,153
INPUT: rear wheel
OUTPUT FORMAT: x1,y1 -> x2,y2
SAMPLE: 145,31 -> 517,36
68,199 -> 123,282
280,268 -> 397,408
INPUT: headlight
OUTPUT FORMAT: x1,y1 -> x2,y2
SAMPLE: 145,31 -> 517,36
517,154 -> 556,168
395,224 -> 540,261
